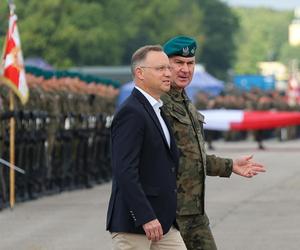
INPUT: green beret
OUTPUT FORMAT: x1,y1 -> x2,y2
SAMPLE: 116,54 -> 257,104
163,36 -> 197,57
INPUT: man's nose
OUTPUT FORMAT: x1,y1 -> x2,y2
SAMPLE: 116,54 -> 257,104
164,68 -> 172,76
181,63 -> 189,72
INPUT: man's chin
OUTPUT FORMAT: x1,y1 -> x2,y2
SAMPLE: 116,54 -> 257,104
163,86 -> 171,92
173,80 -> 190,89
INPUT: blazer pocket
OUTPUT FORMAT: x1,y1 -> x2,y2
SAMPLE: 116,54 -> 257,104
143,186 -> 160,197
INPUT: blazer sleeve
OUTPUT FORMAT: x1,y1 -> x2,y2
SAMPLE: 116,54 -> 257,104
111,106 -> 156,227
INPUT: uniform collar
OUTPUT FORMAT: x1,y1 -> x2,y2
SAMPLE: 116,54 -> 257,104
167,87 -> 190,102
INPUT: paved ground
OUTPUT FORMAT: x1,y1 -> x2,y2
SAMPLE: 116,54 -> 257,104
0,139 -> 300,250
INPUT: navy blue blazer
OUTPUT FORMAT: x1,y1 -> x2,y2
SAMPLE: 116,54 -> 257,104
106,88 -> 179,235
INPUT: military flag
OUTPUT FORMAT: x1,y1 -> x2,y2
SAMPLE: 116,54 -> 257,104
1,11 -> 29,104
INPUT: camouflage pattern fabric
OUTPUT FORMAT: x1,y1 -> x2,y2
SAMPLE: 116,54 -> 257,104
161,87 -> 233,249
177,213 -> 217,250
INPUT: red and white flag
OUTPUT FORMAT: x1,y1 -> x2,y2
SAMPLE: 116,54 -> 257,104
200,109 -> 300,131
1,13 -> 28,104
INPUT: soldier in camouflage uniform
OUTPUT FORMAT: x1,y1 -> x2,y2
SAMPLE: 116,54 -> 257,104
161,36 -> 266,250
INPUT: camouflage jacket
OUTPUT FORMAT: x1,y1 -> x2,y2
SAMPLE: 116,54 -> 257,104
161,87 -> 232,215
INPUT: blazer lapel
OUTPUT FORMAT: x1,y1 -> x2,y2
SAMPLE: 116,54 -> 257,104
161,109 -> 179,160
144,103 -> 171,149
132,88 -> 170,149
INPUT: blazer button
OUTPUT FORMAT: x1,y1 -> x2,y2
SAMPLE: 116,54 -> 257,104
174,188 -> 177,193
171,167 -> 175,173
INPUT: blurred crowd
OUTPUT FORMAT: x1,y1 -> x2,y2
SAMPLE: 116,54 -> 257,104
0,70 -> 119,210
194,88 -> 300,150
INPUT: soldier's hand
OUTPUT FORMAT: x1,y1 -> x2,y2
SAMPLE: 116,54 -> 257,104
233,155 -> 266,178
142,219 -> 163,242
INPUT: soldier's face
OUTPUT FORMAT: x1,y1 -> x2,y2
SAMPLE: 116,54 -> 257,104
169,56 -> 195,90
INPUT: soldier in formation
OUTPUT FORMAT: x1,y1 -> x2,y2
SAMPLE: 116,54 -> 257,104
0,68 -> 119,208
193,88 -> 300,149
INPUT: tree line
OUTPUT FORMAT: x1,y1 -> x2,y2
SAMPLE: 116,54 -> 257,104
233,7 -> 299,75
0,0 -> 297,80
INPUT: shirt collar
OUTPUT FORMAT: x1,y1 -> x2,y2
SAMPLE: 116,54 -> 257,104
135,86 -> 163,110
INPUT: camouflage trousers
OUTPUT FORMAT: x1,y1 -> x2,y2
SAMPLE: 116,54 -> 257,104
177,213 -> 217,250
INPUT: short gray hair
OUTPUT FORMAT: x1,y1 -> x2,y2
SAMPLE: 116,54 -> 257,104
131,45 -> 163,76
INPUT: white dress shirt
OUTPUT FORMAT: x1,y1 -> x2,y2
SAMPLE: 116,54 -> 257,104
135,86 -> 171,147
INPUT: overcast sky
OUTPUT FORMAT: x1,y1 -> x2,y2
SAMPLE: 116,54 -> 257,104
221,0 -> 300,10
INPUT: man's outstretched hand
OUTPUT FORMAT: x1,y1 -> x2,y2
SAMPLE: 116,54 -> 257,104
233,155 -> 266,178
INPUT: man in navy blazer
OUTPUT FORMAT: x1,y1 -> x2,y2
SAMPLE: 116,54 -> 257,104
106,45 -> 186,249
